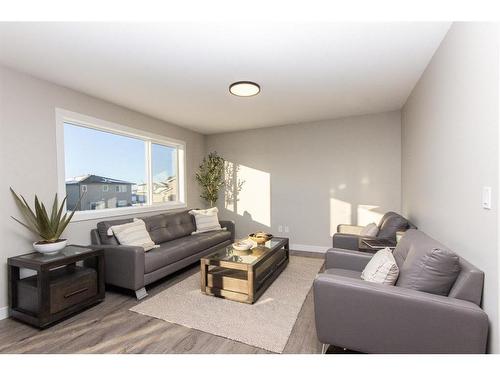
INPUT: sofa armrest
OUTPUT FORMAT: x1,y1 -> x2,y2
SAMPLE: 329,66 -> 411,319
325,248 -> 373,271
313,273 -> 488,353
332,233 -> 361,250
337,224 -> 364,235
219,220 -> 235,242
89,244 -> 145,291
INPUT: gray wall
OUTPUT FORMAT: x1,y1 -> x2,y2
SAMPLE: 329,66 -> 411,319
401,23 -> 499,352
207,111 -> 402,249
0,65 -> 206,311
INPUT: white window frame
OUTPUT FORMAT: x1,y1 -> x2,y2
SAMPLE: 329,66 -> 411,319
56,108 -> 187,222
102,185 -> 109,192
81,185 -> 87,192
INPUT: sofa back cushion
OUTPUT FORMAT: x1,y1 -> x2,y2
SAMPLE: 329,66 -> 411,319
394,229 -> 461,296
377,212 -> 409,239
142,210 -> 196,244
377,212 -> 396,229
96,210 -> 197,245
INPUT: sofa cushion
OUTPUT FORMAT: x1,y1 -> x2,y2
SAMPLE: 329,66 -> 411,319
395,230 -> 461,296
189,207 -> 223,234
377,212 -> 409,239
360,223 -> 379,237
144,230 -> 231,273
97,218 -> 133,245
191,230 -> 232,249
361,248 -> 399,285
110,219 -> 159,251
142,210 -> 196,244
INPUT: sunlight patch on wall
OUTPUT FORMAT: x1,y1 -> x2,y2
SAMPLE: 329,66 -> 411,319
330,198 -> 352,236
224,161 -> 236,212
236,165 -> 270,226
357,204 -> 383,226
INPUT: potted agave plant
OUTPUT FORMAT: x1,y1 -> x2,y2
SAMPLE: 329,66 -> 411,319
10,188 -> 83,255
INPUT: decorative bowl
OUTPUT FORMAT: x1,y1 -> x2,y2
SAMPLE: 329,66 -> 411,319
232,240 -> 253,251
33,239 -> 67,255
248,232 -> 273,245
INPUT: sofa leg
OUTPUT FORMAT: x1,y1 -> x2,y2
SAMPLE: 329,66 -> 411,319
321,343 -> 329,354
135,287 -> 148,300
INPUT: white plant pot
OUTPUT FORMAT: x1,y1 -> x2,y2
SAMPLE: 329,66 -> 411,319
33,239 -> 67,255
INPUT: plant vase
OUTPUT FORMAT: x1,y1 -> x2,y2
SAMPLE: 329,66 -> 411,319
32,239 -> 67,255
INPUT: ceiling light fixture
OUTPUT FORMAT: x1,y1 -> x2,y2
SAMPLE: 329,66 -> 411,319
229,81 -> 260,97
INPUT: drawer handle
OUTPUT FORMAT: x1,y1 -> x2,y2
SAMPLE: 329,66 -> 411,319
64,287 -> 88,298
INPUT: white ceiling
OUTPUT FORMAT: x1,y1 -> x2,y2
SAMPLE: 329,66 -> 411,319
0,22 -> 450,134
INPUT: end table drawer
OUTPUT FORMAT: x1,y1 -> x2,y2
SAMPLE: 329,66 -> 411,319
50,271 -> 97,314
17,266 -> 98,315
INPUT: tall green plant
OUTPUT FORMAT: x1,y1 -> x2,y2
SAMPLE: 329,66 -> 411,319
10,188 -> 84,243
195,152 -> 225,207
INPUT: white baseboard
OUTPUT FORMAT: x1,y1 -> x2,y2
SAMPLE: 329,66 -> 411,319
0,306 -> 8,320
290,243 -> 329,253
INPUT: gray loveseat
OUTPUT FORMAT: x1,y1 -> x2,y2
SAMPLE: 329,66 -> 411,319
332,211 -> 416,251
314,229 -> 488,353
90,209 -> 235,299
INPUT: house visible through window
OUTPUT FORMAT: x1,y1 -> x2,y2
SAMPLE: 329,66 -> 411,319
62,118 -> 185,214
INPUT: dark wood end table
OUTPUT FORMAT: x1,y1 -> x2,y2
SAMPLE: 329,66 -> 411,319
8,245 -> 105,328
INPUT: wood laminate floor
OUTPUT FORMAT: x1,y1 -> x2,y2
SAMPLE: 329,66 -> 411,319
0,251 -> 349,354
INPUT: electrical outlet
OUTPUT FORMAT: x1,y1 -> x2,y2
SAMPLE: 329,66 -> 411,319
284,225 -> 289,233
278,225 -> 283,233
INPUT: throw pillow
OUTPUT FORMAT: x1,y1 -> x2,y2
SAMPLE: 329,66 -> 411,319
396,246 -> 461,296
189,207 -> 223,234
109,218 -> 159,251
360,222 -> 379,237
361,248 -> 399,285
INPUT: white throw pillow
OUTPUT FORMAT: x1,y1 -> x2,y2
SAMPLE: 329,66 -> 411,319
189,207 -> 223,234
109,219 -> 159,251
361,248 -> 399,285
360,222 -> 379,237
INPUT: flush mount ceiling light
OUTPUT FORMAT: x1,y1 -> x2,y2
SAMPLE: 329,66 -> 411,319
229,81 -> 260,97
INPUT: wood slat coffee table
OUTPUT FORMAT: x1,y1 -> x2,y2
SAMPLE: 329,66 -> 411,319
200,237 -> 289,304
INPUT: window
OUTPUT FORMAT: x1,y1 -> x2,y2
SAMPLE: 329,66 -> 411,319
116,185 -> 127,193
57,109 -> 186,220
152,143 -> 178,203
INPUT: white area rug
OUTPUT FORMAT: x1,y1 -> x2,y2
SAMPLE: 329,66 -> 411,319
130,256 -> 323,353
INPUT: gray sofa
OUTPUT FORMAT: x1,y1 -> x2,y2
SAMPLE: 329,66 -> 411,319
332,211 -> 416,251
314,229 -> 488,353
90,209 -> 235,299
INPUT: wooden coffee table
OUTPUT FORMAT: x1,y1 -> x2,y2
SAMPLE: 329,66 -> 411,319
200,237 -> 289,304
